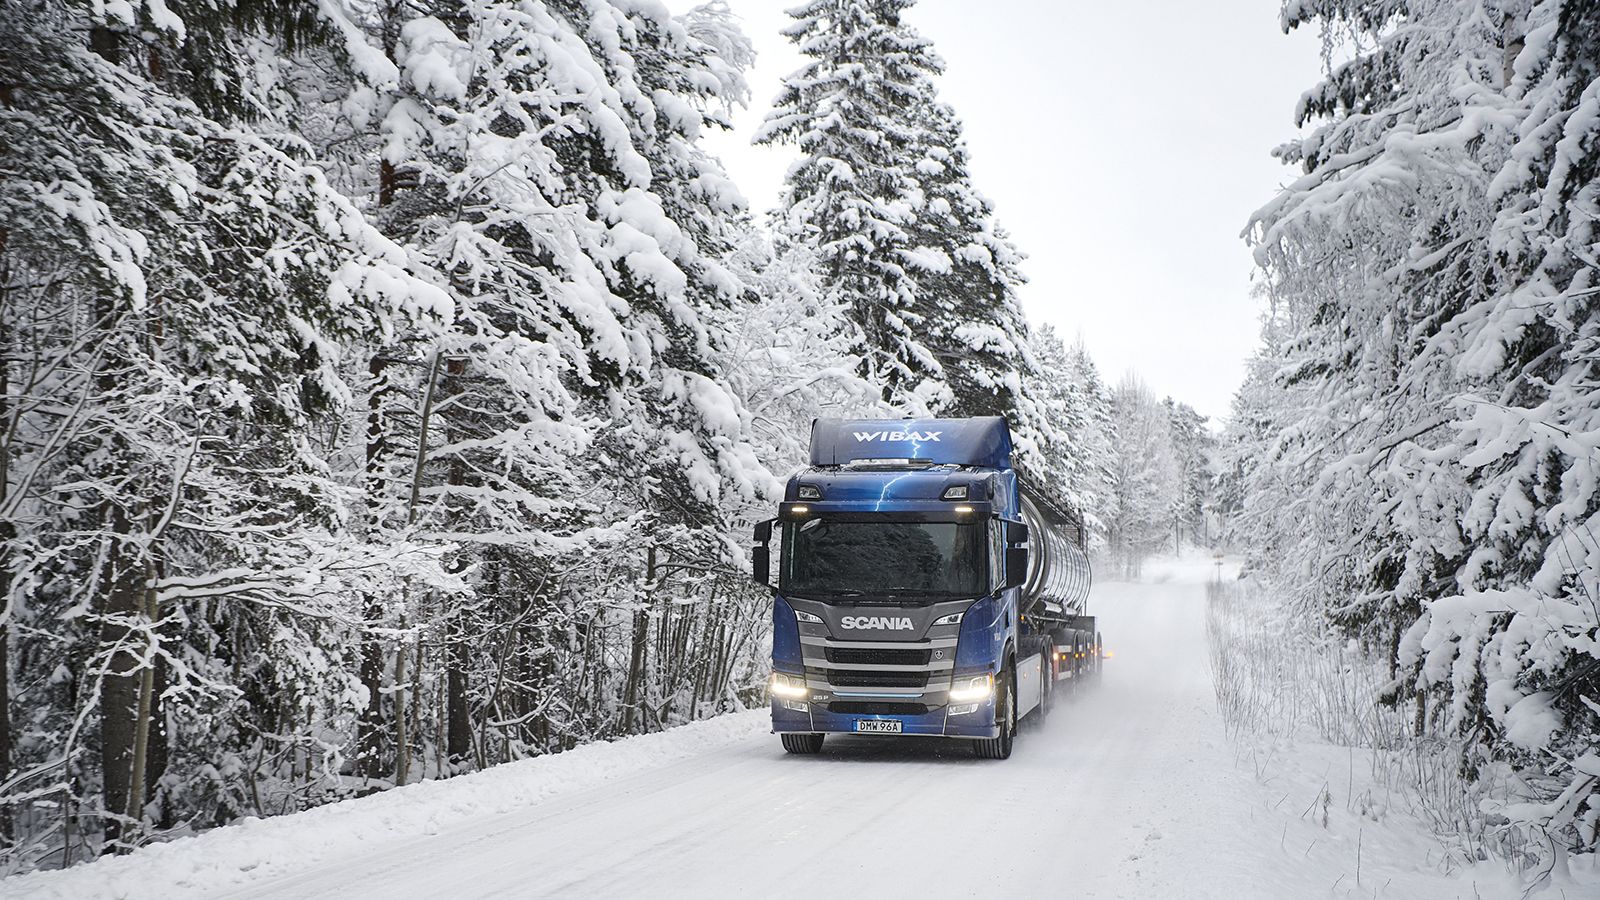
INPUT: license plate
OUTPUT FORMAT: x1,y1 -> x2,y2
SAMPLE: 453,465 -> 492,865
854,719 -> 902,734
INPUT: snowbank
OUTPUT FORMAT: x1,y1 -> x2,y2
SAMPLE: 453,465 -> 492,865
3,712 -> 770,900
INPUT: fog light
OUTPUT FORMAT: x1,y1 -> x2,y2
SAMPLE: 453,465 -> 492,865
948,703 -> 979,716
783,700 -> 809,712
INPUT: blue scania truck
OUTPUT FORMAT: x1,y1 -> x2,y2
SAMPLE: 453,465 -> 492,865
751,417 -> 1099,759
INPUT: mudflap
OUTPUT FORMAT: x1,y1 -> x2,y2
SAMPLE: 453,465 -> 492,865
1015,651 -> 1044,719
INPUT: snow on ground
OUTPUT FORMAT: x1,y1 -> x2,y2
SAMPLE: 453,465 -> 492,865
7,555 -> 1583,899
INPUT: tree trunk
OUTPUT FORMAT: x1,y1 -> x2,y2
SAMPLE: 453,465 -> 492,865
441,357 -> 471,768
0,616 -> 10,847
356,356 -> 390,781
0,259 -> 11,846
354,602 -> 386,781
622,547 -> 655,733
97,506 -> 142,853
123,559 -> 159,847
393,623 -> 409,786
446,617 -> 471,766
145,653 -> 170,828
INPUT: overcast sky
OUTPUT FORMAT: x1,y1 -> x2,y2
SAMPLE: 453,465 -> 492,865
682,0 -> 1324,423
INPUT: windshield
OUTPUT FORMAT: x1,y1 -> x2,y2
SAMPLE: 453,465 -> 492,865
780,519 -> 987,598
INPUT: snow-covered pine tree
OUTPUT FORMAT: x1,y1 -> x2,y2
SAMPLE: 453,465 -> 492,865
1026,327 -> 1116,544
1245,0 -> 1600,858
1106,375 -> 1182,577
1066,339 -> 1120,549
357,0 -> 776,761
1163,399 -> 1213,548
718,235 -> 888,476
757,0 -> 1043,457
755,0 -> 943,413
903,101 -> 1037,421
0,0 -> 455,857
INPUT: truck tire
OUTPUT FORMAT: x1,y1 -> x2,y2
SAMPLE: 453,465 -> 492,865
973,663 -> 1015,760
780,733 -> 825,754
1062,633 -> 1081,696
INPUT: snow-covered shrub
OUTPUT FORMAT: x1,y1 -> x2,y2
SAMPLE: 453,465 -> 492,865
1206,579 -> 1526,869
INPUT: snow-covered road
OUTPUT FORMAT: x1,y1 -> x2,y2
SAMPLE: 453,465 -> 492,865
7,559 -> 1537,899
225,563 -> 1242,899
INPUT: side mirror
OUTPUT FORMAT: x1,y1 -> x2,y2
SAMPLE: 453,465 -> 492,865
751,520 -> 773,587
1005,520 -> 1029,545
1004,546 -> 1028,590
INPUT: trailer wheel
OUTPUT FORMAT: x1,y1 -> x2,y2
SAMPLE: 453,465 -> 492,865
973,663 -> 1015,760
1064,633 -> 1082,696
780,733 -> 825,754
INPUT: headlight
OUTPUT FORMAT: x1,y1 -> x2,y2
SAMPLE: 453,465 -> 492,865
794,609 -> 823,624
932,611 -> 963,626
948,674 -> 993,702
770,672 -> 809,699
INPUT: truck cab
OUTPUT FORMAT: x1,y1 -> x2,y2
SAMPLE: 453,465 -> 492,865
752,417 -> 1095,759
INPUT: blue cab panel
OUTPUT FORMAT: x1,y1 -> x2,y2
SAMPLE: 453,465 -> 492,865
809,417 -> 1014,469
772,596 -> 803,672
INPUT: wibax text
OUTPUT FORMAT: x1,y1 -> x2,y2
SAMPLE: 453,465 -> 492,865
852,431 -> 942,442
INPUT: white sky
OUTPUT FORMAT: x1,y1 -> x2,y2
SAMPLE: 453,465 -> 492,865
683,0 -> 1324,423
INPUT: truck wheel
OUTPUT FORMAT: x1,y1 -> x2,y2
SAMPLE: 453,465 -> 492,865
780,733 -> 825,754
1063,634 -> 1080,696
973,665 -> 1015,760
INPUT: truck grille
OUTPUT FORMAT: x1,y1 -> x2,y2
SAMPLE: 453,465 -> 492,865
824,646 -> 931,666
829,701 -> 928,716
822,670 -> 928,688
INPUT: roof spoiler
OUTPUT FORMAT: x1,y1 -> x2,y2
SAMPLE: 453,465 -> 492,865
808,417 -> 1014,469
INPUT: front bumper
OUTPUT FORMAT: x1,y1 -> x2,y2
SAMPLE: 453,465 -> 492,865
771,697 -> 999,739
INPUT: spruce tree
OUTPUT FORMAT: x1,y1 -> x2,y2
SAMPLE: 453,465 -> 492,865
756,0 -> 946,411
757,0 -> 1040,453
